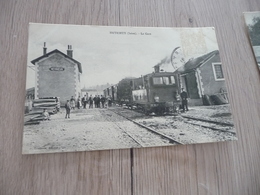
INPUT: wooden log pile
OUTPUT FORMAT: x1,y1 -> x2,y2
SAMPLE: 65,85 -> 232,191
202,93 -> 229,106
24,98 -> 60,125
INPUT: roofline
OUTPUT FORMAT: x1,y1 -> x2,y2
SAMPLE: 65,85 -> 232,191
197,51 -> 219,69
143,71 -> 176,77
31,49 -> 82,73
177,50 -> 219,74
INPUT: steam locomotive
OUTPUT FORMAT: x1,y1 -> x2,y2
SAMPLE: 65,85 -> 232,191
132,72 -> 181,114
104,71 -> 181,115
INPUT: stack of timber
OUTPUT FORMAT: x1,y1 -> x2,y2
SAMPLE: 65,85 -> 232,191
24,114 -> 45,125
24,98 -> 60,125
33,98 -> 60,112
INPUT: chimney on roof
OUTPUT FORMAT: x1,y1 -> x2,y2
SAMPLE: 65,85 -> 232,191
43,42 -> 47,55
67,45 -> 73,58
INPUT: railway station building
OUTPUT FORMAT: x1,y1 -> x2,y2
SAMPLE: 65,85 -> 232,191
176,50 -> 228,106
31,44 -> 82,106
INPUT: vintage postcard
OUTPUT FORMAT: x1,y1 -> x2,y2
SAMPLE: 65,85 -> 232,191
244,11 -> 260,69
23,23 -> 237,154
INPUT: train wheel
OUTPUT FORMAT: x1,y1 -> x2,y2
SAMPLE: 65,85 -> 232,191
142,107 -> 149,115
145,110 -> 149,116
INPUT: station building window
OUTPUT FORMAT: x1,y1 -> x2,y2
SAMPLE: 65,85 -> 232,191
212,63 -> 225,81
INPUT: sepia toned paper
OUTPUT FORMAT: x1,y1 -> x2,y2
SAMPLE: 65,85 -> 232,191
23,23 -> 237,154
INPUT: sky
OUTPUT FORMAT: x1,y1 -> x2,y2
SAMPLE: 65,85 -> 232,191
26,23 -> 219,89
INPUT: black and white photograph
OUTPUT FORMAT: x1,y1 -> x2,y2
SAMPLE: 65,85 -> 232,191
23,23 -> 237,154
244,11 -> 260,70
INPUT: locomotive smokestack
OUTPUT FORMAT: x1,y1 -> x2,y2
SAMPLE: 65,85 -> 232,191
43,42 -> 47,55
154,64 -> 160,73
67,45 -> 73,58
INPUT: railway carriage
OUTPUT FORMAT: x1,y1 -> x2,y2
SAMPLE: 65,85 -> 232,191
103,85 -> 118,101
114,78 -> 133,106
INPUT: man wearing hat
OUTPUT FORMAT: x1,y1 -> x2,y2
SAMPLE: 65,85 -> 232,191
180,88 -> 189,112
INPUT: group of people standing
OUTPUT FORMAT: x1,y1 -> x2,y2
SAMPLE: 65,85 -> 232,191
64,94 -> 112,119
79,95 -> 109,109
87,95 -> 107,108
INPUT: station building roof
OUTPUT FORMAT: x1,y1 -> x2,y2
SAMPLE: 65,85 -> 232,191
31,49 -> 82,73
177,50 -> 219,74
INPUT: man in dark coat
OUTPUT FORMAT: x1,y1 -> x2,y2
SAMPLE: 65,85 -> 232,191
180,88 -> 188,112
82,95 -> 88,109
97,95 -> 101,108
100,95 -> 106,108
88,95 -> 93,108
93,95 -> 97,108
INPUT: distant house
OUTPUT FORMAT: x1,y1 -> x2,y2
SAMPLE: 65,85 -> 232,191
175,50 -> 227,106
82,84 -> 113,98
31,43 -> 82,105
81,87 -> 99,98
81,87 -> 90,98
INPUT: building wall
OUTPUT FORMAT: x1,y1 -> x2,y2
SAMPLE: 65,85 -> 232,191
36,53 -> 79,105
184,72 -> 200,99
199,53 -> 227,95
75,65 -> 81,99
180,72 -> 203,106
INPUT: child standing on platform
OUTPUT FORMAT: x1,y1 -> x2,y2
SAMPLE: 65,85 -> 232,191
65,100 -> 71,119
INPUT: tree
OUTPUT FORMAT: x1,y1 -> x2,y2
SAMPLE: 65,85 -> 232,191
248,17 -> 260,46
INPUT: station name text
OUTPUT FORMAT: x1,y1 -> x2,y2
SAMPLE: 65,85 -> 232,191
110,31 -> 152,35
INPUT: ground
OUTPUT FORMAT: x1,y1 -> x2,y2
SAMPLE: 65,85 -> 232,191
22,104 -> 237,154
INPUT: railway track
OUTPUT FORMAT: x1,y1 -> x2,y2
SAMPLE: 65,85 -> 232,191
180,115 -> 235,135
110,109 -> 184,145
109,121 -> 147,147
116,106 -> 235,135
107,107 -> 236,146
